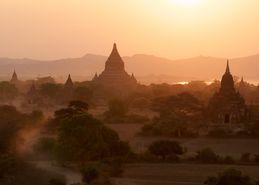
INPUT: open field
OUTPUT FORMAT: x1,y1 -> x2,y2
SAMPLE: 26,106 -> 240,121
118,163 -> 259,185
107,123 -> 259,157
108,124 -> 259,185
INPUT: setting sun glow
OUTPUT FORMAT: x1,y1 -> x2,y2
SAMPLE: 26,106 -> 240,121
1,0 -> 259,61
171,0 -> 205,6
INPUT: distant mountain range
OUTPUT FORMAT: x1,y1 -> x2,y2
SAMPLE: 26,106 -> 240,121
0,53 -> 259,84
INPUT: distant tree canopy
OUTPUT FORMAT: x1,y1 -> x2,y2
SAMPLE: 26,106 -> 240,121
39,83 -> 62,100
73,86 -> 93,103
103,99 -> 129,123
142,92 -> 204,137
130,97 -> 151,110
204,168 -> 257,185
0,82 -> 18,101
107,99 -> 128,117
152,92 -> 203,115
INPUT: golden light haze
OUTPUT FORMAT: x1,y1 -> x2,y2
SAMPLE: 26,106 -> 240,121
0,0 -> 259,60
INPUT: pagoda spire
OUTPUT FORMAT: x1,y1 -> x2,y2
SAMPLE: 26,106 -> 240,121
113,43 -> 117,50
10,69 -> 18,83
241,76 -> 244,83
226,60 -> 230,74
220,60 -> 235,93
105,43 -> 125,71
109,43 -> 120,60
108,43 -> 118,58
65,74 -> 73,88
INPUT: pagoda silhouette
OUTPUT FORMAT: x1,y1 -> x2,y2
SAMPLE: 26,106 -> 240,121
207,60 -> 250,126
92,43 -> 137,88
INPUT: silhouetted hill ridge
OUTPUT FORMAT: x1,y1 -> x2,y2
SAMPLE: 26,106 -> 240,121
0,53 -> 258,83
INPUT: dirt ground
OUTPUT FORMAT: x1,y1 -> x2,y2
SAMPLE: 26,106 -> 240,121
107,123 -> 259,157
120,163 -> 259,185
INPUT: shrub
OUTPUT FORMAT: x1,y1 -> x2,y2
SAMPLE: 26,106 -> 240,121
148,140 -> 184,160
208,128 -> 230,138
196,148 -> 219,163
254,154 -> 259,163
48,178 -> 66,185
204,168 -> 254,185
240,153 -> 251,163
81,166 -> 99,184
223,155 -> 235,164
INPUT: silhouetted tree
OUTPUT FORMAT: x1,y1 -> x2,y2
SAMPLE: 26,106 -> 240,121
56,113 -> 131,164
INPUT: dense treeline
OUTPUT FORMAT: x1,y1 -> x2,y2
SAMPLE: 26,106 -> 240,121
2,78 -> 259,108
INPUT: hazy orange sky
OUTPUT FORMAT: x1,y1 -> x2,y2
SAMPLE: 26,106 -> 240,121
0,0 -> 259,60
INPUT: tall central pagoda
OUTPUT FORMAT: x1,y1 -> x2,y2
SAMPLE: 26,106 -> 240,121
92,43 -> 137,87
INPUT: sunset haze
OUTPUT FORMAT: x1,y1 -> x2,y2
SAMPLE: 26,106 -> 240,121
1,0 -> 259,60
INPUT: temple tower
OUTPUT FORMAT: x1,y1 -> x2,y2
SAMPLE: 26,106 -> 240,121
10,70 -> 19,84
220,60 -> 235,94
207,60 -> 249,126
92,43 -> 137,88
64,74 -> 73,89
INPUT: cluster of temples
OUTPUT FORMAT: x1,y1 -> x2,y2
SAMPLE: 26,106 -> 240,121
6,43 -> 251,126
